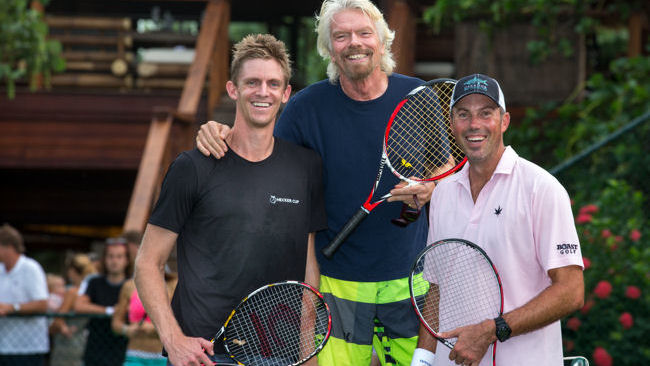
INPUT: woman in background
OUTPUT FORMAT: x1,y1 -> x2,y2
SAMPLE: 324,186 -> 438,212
49,253 -> 97,366
112,268 -> 176,366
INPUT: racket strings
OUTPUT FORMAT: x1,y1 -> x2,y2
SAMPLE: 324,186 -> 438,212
386,82 -> 464,180
412,241 -> 501,347
224,285 -> 330,365
391,85 -> 459,175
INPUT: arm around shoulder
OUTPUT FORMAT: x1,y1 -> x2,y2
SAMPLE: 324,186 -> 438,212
196,120 -> 231,158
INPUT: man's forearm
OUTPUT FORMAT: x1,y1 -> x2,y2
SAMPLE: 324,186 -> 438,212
134,259 -> 183,345
13,299 -> 48,314
503,265 -> 584,337
74,297 -> 109,314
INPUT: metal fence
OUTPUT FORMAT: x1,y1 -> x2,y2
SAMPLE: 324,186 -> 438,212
3,313 -> 590,366
1,313 -> 131,366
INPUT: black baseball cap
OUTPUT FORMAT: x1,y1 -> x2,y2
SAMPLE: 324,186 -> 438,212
450,73 -> 506,111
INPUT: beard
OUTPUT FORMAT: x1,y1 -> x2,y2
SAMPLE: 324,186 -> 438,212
336,47 -> 377,81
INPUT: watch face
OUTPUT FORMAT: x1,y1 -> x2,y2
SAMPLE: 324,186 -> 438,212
495,317 -> 511,342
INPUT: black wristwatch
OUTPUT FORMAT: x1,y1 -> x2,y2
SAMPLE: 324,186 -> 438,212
494,316 -> 512,342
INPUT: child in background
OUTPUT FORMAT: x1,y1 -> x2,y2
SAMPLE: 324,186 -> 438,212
46,274 -> 66,312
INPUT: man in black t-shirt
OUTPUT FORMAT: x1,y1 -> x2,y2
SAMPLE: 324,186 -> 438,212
75,239 -> 130,366
134,34 -> 327,366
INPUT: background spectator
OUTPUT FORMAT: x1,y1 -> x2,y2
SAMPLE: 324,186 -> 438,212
121,230 -> 143,265
46,274 -> 66,313
49,253 -> 97,366
0,223 -> 49,366
112,271 -> 177,366
75,239 -> 131,366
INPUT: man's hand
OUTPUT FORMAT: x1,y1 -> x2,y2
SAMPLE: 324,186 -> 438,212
388,180 -> 435,208
0,303 -> 12,316
196,121 -> 231,158
438,319 -> 495,366
165,332 -> 216,366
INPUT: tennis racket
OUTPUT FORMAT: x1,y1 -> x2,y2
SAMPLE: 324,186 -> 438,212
321,78 -> 465,259
209,281 -> 331,366
410,238 -> 503,365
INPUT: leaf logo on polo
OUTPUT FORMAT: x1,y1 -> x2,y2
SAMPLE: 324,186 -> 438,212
464,75 -> 488,92
269,195 -> 300,205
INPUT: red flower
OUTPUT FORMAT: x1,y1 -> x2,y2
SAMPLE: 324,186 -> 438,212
580,299 -> 595,314
625,286 -> 641,299
579,204 -> 599,215
601,229 -> 612,238
582,257 -> 591,269
566,317 -> 581,331
576,213 -> 592,224
614,235 -> 623,243
619,312 -> 634,329
594,281 -> 612,299
629,229 -> 641,242
593,347 -> 613,366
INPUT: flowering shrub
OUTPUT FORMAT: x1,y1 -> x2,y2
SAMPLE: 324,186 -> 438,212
562,180 -> 649,365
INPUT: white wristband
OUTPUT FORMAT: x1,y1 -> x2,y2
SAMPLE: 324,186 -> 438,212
411,348 -> 436,366
105,306 -> 114,315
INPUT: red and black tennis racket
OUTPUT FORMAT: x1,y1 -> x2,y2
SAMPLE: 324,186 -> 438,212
410,238 -> 503,365
210,281 -> 331,366
321,78 -> 465,259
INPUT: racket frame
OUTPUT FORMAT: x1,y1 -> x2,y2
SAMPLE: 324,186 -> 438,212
322,79 -> 465,258
409,238 -> 504,356
210,281 -> 332,366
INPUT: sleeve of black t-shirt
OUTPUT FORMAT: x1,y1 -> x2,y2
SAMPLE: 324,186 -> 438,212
148,151 -> 199,233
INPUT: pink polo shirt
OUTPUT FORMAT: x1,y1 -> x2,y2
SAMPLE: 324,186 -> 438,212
427,146 -> 583,366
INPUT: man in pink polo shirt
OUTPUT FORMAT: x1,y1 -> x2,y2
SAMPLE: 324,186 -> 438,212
410,74 -> 584,366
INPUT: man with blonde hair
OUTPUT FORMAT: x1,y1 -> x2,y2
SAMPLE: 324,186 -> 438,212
135,34 -> 326,366
196,1 -> 432,364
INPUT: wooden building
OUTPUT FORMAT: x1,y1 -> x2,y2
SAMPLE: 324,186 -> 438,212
0,0 -> 647,262
0,0 -> 449,256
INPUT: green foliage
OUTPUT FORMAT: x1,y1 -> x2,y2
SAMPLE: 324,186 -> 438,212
422,0 -> 643,64
504,54 -> 650,363
564,181 -> 649,365
0,0 -> 65,99
505,55 -> 650,205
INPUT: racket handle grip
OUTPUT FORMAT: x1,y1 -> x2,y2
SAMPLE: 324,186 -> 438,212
321,207 -> 368,259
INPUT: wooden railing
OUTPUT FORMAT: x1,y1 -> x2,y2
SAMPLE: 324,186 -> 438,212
123,0 -> 230,233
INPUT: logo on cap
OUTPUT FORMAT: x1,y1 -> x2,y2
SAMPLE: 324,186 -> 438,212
463,75 -> 488,92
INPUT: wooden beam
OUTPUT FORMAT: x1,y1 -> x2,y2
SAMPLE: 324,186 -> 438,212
123,108 -> 174,233
50,73 -> 133,88
628,13 -> 643,58
49,34 -> 133,48
62,51 -> 134,62
45,15 -> 131,30
178,0 -> 227,116
386,0 -> 416,76
123,0 -> 229,233
208,1 -> 231,117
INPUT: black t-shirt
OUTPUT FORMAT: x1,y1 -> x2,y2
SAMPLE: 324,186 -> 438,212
149,139 -> 327,351
83,276 -> 128,366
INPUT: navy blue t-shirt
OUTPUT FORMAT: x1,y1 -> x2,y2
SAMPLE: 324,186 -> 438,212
275,74 -> 428,282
